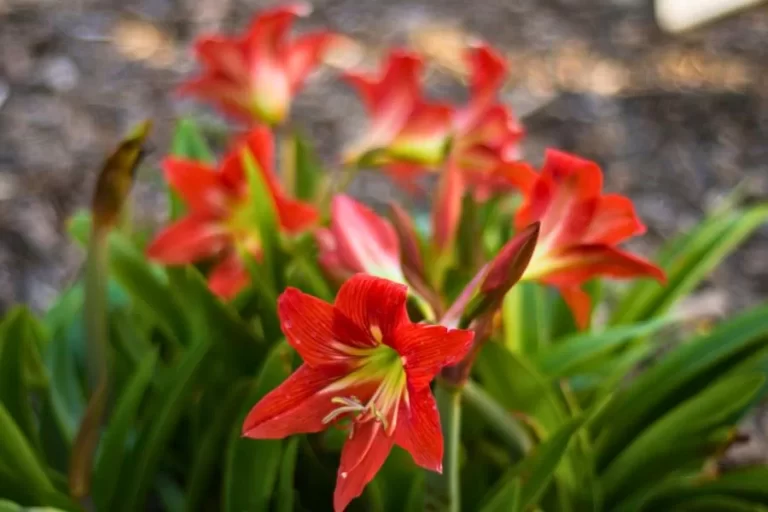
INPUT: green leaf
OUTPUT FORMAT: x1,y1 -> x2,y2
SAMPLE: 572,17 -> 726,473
479,477 -> 522,512
184,381 -> 248,512
43,285 -> 87,445
611,204 -> 768,324
0,498 -> 70,512
593,303 -> 768,470
426,386 -> 462,512
462,380 -> 532,460
68,213 -> 188,346
676,495 -> 768,512
0,307 -> 46,452
481,418 -> 583,512
166,266 -> 265,369
169,118 -> 215,219
241,147 -> 282,292
92,349 -> 158,511
0,403 -> 55,501
276,438 -> 300,512
116,339 -> 213,512
171,118 -> 215,163
476,343 -> 569,432
700,466 -> 768,502
615,467 -> 768,512
292,132 -> 321,201
534,317 -> 673,378
602,373 -> 765,505
475,344 -> 585,509
223,341 -> 293,512
502,282 -> 550,356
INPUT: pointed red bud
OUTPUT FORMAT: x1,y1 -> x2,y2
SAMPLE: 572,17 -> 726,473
447,222 -> 539,329
389,202 -> 443,317
480,222 -> 540,298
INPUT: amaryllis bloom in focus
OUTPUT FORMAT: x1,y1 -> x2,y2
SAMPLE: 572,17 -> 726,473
242,275 -> 474,512
451,43 -> 527,200
514,150 -> 666,328
342,51 -> 453,173
179,3 -> 340,125
317,195 -> 405,284
146,127 -> 318,298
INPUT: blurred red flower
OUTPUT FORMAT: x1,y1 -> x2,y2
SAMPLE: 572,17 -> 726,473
342,51 -> 453,174
179,3 -> 341,125
147,126 -> 318,298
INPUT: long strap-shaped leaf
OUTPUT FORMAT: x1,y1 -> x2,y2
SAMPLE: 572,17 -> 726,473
223,341 -> 294,512
479,418 -> 584,512
593,303 -> 768,469
611,205 -> 768,325
601,373 -> 765,507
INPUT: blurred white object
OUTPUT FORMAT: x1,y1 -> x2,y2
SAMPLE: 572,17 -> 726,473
655,0 -> 766,33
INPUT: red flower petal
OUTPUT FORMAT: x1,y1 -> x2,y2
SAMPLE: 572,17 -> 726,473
316,228 -> 355,283
334,421 -> 395,512
541,149 -> 603,191
517,149 -> 604,231
384,163 -> 428,195
343,51 -> 422,115
583,194 -> 646,245
146,215 -> 228,264
467,43 -> 507,105
162,158 -> 231,214
455,44 -> 507,132
393,324 -> 474,390
245,3 -> 310,52
225,126 -> 280,196
470,105 -> 522,149
177,77 -> 253,122
334,275 -> 409,342
395,386 -> 443,472
557,285 -> 593,330
432,158 -> 465,252
286,32 -> 338,91
279,287 -> 376,365
275,196 -> 319,233
492,161 -> 538,195
208,252 -> 250,298
331,195 -> 401,278
342,51 -> 424,159
193,37 -> 249,82
390,102 -> 454,164
244,4 -> 311,123
242,363 -> 350,439
543,244 -> 667,286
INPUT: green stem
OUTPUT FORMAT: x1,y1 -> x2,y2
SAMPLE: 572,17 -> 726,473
462,380 -> 532,460
240,253 -> 281,340
428,384 -> 462,512
70,233 -> 110,500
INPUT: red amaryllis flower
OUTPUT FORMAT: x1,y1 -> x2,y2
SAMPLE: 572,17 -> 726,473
342,51 -> 453,172
317,195 -> 405,284
514,149 -> 666,328
242,275 -> 474,512
147,126 -> 318,298
179,3 -> 340,125
451,43 -> 526,201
